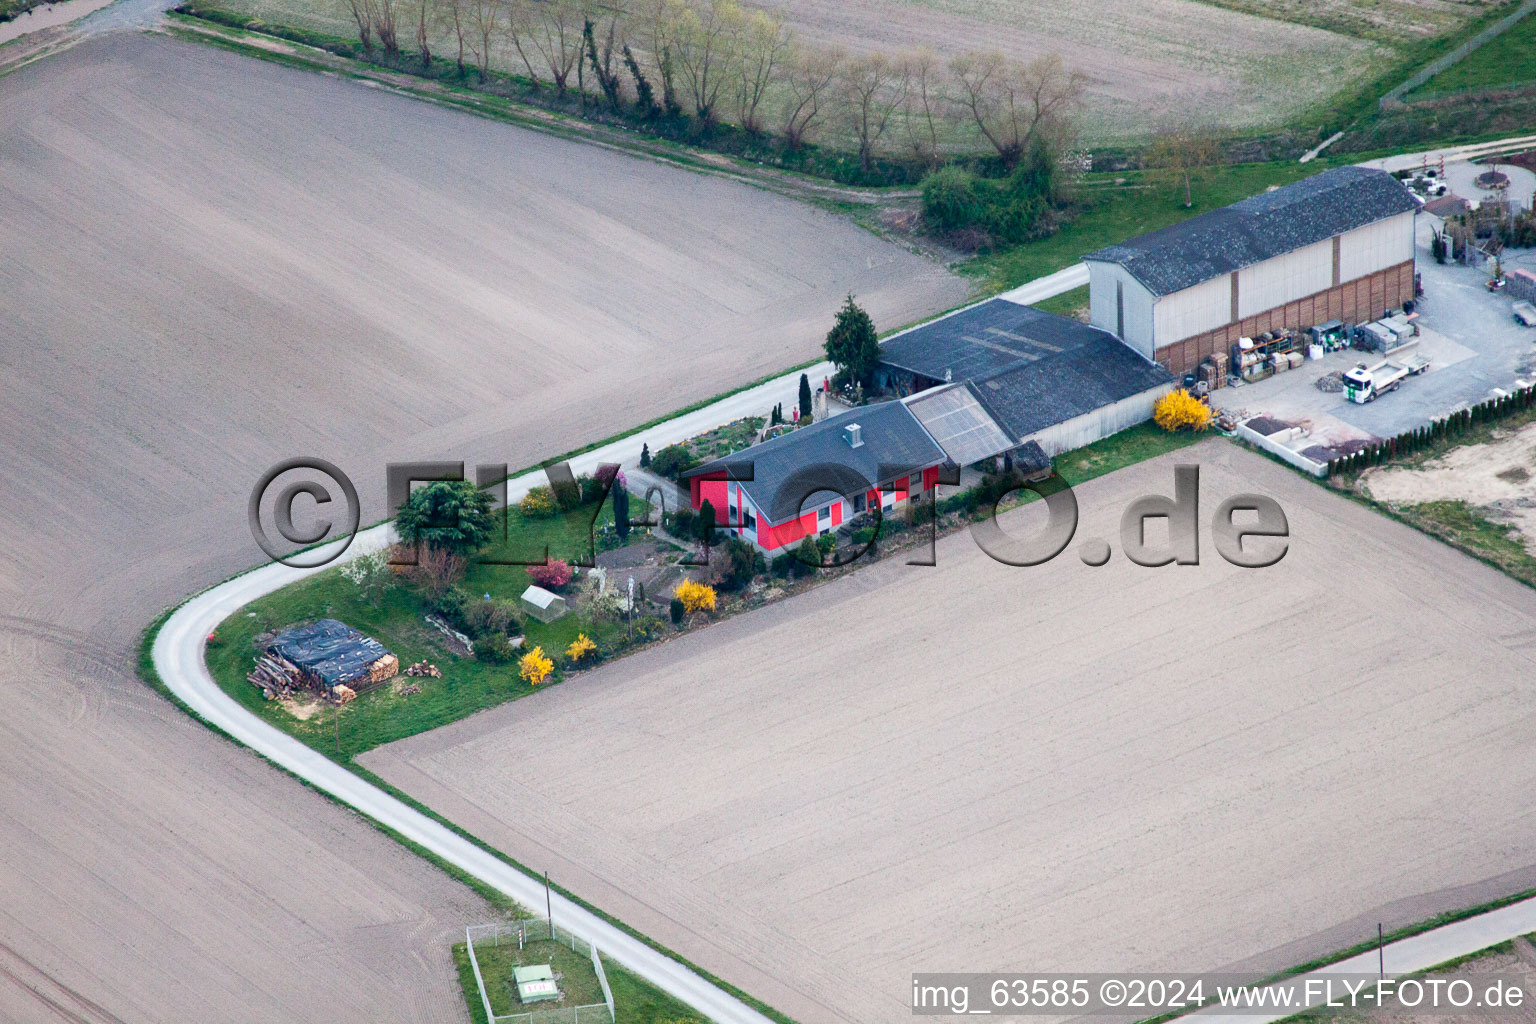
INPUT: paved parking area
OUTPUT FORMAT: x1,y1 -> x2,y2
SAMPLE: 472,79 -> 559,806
1214,218 -> 1536,442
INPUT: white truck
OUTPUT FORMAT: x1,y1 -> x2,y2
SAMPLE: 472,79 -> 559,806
1514,301 -> 1536,328
1342,355 -> 1431,403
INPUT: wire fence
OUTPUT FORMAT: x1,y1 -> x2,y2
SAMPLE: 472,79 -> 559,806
1381,0 -> 1536,107
465,920 -> 616,1024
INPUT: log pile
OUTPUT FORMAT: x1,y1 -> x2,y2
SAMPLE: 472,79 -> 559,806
405,661 -> 442,678
400,683 -> 422,697
247,654 -> 300,698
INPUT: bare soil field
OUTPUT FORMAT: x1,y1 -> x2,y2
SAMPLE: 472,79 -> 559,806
1363,420 -> 1536,553
364,442 -> 1536,1024
0,32 -> 962,1021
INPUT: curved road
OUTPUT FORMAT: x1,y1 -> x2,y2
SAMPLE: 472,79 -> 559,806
153,523 -> 779,1024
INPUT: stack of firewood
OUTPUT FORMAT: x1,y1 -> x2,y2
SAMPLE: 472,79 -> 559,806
405,661 -> 442,678
247,654 -> 298,696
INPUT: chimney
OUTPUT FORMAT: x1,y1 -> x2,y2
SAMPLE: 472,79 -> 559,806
844,423 -> 863,448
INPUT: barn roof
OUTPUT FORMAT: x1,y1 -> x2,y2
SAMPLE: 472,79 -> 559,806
1084,166 -> 1417,297
686,399 -> 946,524
266,619 -> 391,689
902,383 -> 1014,467
878,299 -> 1173,443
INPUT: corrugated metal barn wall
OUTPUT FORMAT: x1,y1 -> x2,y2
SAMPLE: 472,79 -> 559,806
1339,210 -> 1415,281
1025,383 -> 1175,457
1088,261 -> 1157,358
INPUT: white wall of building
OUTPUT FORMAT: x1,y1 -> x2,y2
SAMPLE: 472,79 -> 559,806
1087,261 -> 1156,358
1152,274 -> 1231,350
1237,237 -> 1335,319
1024,381 -> 1175,457
1339,210 -> 1415,281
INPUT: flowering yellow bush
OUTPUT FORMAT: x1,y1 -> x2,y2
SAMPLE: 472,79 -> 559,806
565,633 -> 596,662
519,645 -> 553,685
520,485 -> 558,519
674,579 -> 717,614
1153,389 -> 1212,433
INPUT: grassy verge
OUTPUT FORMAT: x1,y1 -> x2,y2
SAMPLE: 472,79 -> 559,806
1407,8 -> 1536,99
965,160 -> 1341,293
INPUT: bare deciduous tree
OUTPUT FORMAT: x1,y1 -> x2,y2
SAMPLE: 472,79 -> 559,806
732,7 -> 790,134
782,44 -> 842,148
672,0 -> 742,123
342,0 -> 377,52
899,46 -> 942,166
841,51 -> 906,172
406,0 -> 433,65
436,0 -> 468,73
374,0 -> 399,55
583,0 -> 630,111
523,0 -> 584,93
950,50 -> 1081,168
1144,117 -> 1220,207
464,0 -> 500,78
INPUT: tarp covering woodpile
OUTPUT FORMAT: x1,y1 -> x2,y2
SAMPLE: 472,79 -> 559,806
265,619 -> 397,694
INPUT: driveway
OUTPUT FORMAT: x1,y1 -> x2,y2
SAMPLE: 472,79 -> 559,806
1215,219 -> 1536,441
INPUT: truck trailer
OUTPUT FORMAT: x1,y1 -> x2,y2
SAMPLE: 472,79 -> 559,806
1342,355 -> 1430,403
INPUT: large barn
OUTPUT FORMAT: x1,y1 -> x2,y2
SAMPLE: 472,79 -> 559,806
1084,166 -> 1418,375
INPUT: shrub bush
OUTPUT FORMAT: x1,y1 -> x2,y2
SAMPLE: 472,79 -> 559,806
669,597 -> 686,625
527,559 -> 573,590
633,615 -> 668,642
650,444 -> 697,480
792,536 -> 821,577
674,579 -> 717,614
520,485 -> 558,519
1153,389 -> 1212,432
519,645 -> 554,685
565,633 -> 596,663
476,632 -> 516,664
463,597 -> 519,640
920,165 -> 986,233
710,537 -> 765,591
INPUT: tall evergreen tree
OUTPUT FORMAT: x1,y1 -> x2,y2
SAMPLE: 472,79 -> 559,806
798,374 -> 812,418
824,295 -> 880,388
640,443 -> 651,468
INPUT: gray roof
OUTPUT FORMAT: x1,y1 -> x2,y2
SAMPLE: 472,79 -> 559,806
1083,166 -> 1417,297
879,299 -> 1173,442
903,383 -> 1014,466
686,400 -> 946,524
267,619 -> 391,690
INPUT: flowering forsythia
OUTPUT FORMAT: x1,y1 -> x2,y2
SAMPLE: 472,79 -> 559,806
565,633 -> 596,662
674,579 -> 717,614
519,645 -> 553,685
1153,389 -> 1212,433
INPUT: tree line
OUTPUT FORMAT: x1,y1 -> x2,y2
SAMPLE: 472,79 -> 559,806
335,0 -> 1082,171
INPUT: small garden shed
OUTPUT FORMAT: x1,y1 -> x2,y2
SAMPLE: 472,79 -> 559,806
520,585 -> 568,624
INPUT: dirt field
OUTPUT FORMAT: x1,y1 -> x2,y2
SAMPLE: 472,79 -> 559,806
1363,420 -> 1536,553
0,33 -> 963,1022
364,442 -> 1536,1024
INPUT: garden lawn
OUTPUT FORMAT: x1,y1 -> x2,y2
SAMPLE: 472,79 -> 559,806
206,497 -> 646,760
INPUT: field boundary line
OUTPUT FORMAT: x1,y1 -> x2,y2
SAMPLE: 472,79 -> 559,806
1381,0 -> 1536,107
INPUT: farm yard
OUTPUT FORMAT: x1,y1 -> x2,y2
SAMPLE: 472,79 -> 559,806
0,29 -> 963,1024
363,443 -> 1536,1024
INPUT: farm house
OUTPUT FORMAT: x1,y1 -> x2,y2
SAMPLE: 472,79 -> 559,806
685,400 -> 948,554
1085,166 -> 1419,375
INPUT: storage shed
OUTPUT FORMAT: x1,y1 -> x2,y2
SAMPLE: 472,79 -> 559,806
520,585 -> 568,624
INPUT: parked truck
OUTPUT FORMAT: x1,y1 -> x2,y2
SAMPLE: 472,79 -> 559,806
1513,301 -> 1536,328
1342,355 -> 1430,403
